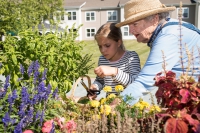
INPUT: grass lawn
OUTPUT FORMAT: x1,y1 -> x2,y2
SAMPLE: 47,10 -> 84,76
81,40 -> 150,78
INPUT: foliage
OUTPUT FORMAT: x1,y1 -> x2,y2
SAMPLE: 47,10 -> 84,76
0,27 -> 93,97
0,61 -> 61,132
154,70 -> 200,133
0,0 -> 64,34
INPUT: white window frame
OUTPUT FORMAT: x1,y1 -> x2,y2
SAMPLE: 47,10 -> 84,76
67,11 -> 77,20
85,11 -> 96,22
86,28 -> 96,38
107,10 -> 118,21
55,11 -> 65,21
177,7 -> 189,19
123,26 -> 132,36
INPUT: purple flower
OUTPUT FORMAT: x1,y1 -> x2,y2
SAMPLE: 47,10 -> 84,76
34,111 -> 40,122
52,87 -> 58,99
34,60 -> 40,72
4,75 -> 10,90
41,68 -> 47,81
49,122 -> 55,133
18,103 -> 26,118
14,122 -> 22,133
27,61 -> 34,77
21,86 -> 30,104
40,110 -> 45,126
2,112 -> 11,126
20,64 -> 25,75
31,94 -> 39,105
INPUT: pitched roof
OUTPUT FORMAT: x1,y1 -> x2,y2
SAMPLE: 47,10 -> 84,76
160,0 -> 192,5
65,0 -> 120,9
64,1 -> 86,8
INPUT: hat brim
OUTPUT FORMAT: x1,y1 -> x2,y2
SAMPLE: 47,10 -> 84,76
116,7 -> 176,27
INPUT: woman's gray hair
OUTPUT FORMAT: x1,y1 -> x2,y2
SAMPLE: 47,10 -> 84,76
145,12 -> 170,23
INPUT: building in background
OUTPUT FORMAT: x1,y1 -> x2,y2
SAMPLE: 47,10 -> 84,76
63,0 -> 200,41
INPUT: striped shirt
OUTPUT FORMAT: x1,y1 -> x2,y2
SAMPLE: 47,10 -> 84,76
93,50 -> 141,93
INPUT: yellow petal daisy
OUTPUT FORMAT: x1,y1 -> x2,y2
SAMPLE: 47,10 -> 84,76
100,105 -> 111,115
149,105 -> 161,113
106,94 -> 116,99
100,98 -> 106,105
103,86 -> 112,92
90,100 -> 100,108
115,85 -> 124,92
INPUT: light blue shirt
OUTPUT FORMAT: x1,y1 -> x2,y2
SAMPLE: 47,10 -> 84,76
121,19 -> 200,105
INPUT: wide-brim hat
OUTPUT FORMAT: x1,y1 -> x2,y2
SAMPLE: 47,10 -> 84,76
116,0 -> 176,27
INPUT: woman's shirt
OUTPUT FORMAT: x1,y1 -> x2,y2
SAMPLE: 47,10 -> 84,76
121,18 -> 200,105
93,50 -> 141,92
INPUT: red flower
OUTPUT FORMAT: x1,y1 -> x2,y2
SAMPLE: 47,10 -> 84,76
42,119 -> 53,133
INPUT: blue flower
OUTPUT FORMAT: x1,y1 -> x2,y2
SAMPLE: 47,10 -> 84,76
20,64 -> 25,75
27,61 -> 34,77
4,75 -> 10,91
2,112 -> 11,127
41,68 -> 47,81
14,122 -> 22,133
21,86 -> 30,104
52,87 -> 58,99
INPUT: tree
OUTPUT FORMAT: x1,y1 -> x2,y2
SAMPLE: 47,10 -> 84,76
0,0 -> 64,34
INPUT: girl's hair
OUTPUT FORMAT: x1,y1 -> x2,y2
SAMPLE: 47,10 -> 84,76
94,22 -> 125,50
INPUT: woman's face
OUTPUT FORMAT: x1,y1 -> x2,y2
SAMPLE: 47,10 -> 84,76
96,36 -> 122,61
129,16 -> 158,43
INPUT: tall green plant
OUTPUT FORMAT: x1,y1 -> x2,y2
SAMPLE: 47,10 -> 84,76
0,25 -> 93,97
0,0 -> 64,34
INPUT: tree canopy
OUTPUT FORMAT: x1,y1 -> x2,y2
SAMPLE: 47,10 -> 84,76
0,0 -> 64,35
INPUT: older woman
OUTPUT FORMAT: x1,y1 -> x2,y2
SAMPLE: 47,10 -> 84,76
115,0 -> 200,105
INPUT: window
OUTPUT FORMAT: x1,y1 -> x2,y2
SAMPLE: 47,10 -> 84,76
56,12 -> 65,21
123,26 -> 132,36
67,11 -> 76,20
177,7 -> 189,19
86,28 -> 95,37
107,10 -> 117,21
85,12 -> 95,21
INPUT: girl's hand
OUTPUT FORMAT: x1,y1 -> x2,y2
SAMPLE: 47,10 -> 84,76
94,66 -> 118,78
87,84 -> 98,100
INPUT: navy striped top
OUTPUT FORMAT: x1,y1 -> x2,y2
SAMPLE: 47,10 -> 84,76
93,50 -> 141,93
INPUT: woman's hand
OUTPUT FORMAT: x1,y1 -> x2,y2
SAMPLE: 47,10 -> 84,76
94,66 -> 118,78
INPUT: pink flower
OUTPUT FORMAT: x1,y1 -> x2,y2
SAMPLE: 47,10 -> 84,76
64,120 -> 77,133
23,130 -> 34,133
42,119 -> 54,133
54,117 -> 66,129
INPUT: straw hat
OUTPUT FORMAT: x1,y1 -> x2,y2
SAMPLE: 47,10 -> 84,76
116,0 -> 176,27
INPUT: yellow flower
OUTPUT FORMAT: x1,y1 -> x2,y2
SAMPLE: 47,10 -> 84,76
100,105 -> 111,115
103,86 -> 112,92
132,100 -> 150,111
106,94 -> 116,99
115,85 -> 124,92
149,105 -> 161,113
139,101 -> 150,110
100,98 -> 106,105
90,100 -> 100,108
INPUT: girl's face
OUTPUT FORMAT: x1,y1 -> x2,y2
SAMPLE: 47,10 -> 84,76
96,36 -> 122,61
128,16 -> 158,43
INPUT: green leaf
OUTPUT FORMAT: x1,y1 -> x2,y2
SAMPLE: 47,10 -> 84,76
11,54 -> 17,65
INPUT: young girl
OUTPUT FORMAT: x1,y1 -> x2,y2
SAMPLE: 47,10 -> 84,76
88,22 -> 141,99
